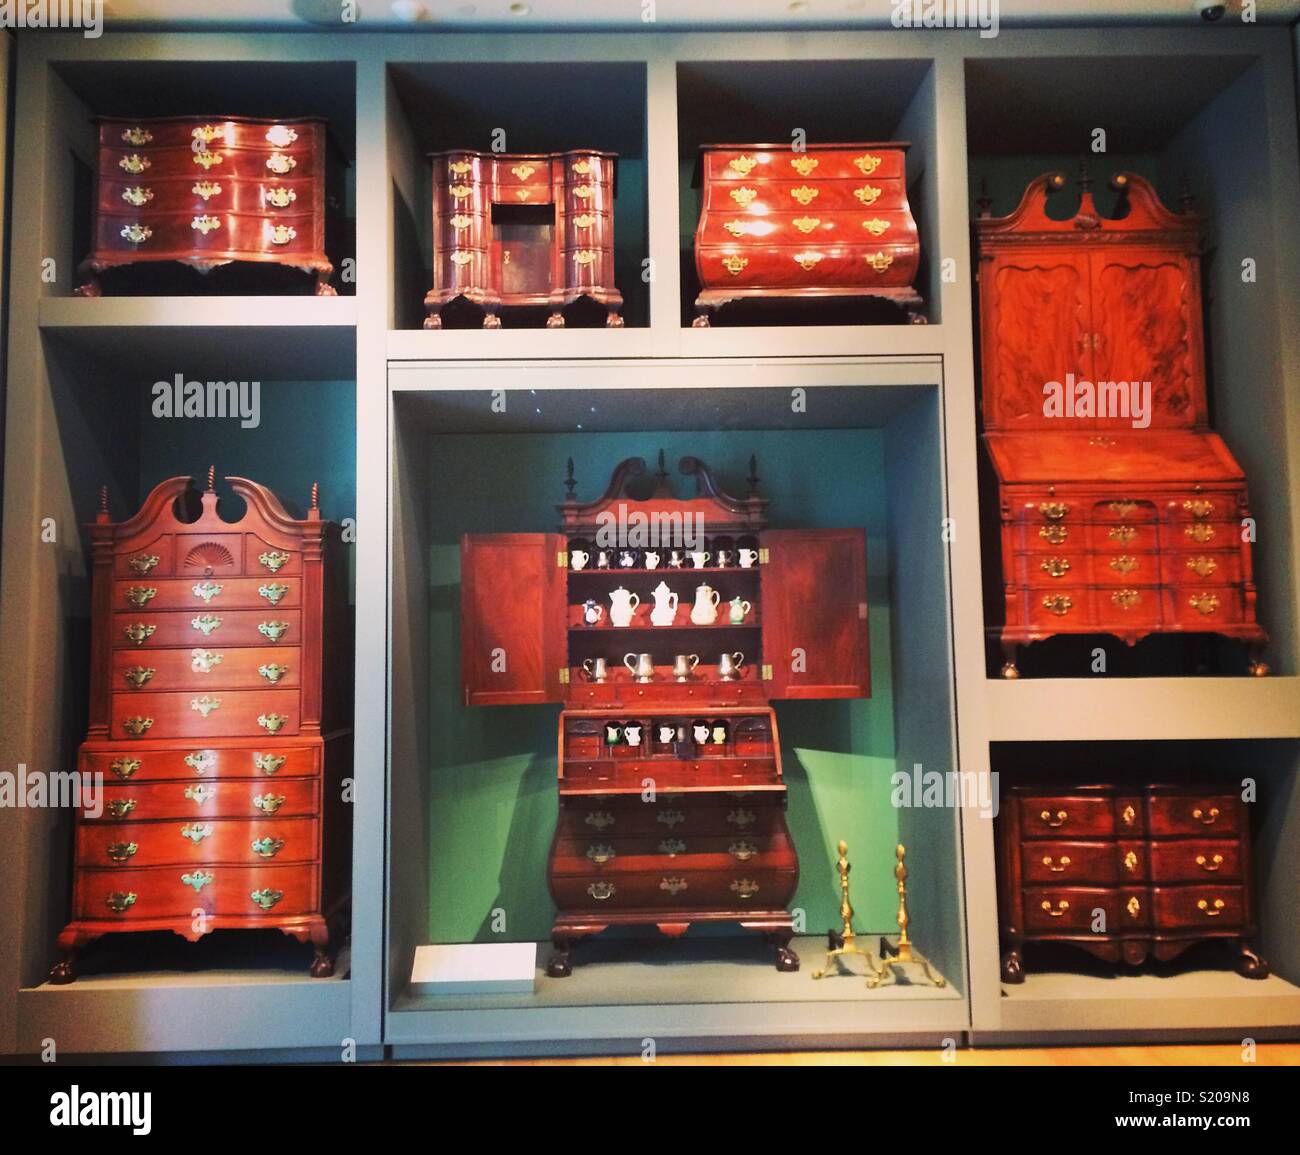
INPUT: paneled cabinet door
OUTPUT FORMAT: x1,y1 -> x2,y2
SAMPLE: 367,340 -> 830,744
761,528 -> 870,699
980,252 -> 1092,429
1090,249 -> 1206,429
461,533 -> 567,706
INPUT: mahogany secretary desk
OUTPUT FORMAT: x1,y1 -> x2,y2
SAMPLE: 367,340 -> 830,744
460,455 -> 870,975
976,172 -> 1268,676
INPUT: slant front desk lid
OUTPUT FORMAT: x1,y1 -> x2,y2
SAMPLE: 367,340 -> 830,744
985,429 -> 1246,486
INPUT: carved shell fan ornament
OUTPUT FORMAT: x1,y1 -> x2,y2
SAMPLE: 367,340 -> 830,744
185,542 -> 236,576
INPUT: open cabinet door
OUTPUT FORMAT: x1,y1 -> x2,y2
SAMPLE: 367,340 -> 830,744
761,528 -> 870,699
461,533 -> 567,706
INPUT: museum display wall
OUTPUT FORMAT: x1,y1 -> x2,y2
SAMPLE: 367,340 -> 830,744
0,24 -> 1297,1060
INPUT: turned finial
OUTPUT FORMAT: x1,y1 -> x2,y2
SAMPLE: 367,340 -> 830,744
98,485 -> 108,514
976,175 -> 992,217
206,465 -> 215,492
310,482 -> 319,510
563,457 -> 576,501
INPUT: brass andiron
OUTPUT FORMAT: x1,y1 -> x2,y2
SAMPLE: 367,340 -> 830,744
868,843 -> 946,988
811,840 -> 880,979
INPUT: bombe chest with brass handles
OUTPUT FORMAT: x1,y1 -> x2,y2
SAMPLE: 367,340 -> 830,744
692,142 -> 924,326
976,171 -> 1268,677
425,149 -> 623,330
996,783 -> 1269,983
76,116 -> 337,296
460,453 -> 870,977
49,471 -> 352,983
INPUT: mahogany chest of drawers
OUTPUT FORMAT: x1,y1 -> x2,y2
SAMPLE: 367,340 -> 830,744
692,142 -> 924,325
976,172 -> 1268,676
76,116 -> 337,296
425,149 -> 623,329
50,472 -> 351,982
460,454 -> 870,974
997,784 -> 1269,982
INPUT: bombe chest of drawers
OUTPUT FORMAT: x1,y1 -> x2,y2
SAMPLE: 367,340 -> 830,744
460,454 -> 870,976
425,149 -> 623,329
976,172 -> 1268,676
997,783 -> 1269,982
76,116 -> 337,296
692,142 -> 924,326
50,471 -> 351,982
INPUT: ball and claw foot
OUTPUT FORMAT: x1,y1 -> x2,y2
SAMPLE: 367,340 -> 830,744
1236,941 -> 1270,979
906,309 -> 928,324
314,272 -> 337,296
692,311 -> 711,328
423,312 -> 443,330
1000,643 -> 1020,679
546,311 -> 565,329
767,932 -> 799,972
482,312 -> 502,329
48,956 -> 77,985
605,310 -> 625,328
546,938 -> 573,978
310,951 -> 335,978
1001,948 -> 1025,984
1247,647 -> 1270,677
74,278 -> 102,298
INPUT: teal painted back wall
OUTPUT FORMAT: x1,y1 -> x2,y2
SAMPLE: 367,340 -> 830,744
423,428 -> 904,943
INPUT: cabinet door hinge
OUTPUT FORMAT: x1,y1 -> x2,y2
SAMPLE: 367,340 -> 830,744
557,551 -> 568,568
758,548 -> 770,565
558,667 -> 570,684
761,664 -> 773,681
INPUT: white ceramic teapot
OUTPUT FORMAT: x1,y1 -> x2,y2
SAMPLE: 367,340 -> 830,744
649,580 -> 678,627
690,583 -> 721,625
609,586 -> 640,628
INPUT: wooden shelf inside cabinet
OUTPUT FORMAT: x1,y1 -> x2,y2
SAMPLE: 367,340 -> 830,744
460,453 -> 870,976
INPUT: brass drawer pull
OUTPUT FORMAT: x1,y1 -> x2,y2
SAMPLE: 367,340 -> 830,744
1038,524 -> 1067,545
584,811 -> 614,831
106,841 -> 138,863
190,695 -> 221,717
726,808 -> 756,828
1111,589 -> 1140,610
192,181 -> 222,200
253,794 -> 286,814
124,586 -> 156,607
191,649 -> 223,673
1122,805 -> 1137,827
258,663 -> 289,684
1041,594 -> 1073,616
721,255 -> 748,276
730,840 -> 758,862
121,716 -> 153,737
1193,806 -> 1220,825
106,799 -> 137,819
792,215 -> 820,234
265,153 -> 296,174
659,877 -> 688,896
257,713 -> 287,734
121,126 -> 152,145
119,155 -> 151,175
657,809 -> 686,828
254,753 -> 285,775
180,823 -> 214,844
191,215 -> 220,235
110,757 -> 141,780
658,839 -> 686,856
123,666 -> 155,688
1038,501 -> 1069,521
184,784 -> 216,805
586,881 -> 616,901
1190,593 -> 1220,616
853,153 -> 882,175
185,750 -> 216,774
731,879 -> 760,900
121,186 -> 153,206
862,217 -> 889,235
191,614 -> 223,636
259,550 -> 291,572
258,620 -> 289,641
1039,809 -> 1067,828
790,155 -> 818,176
1127,896 -> 1141,918
192,581 -> 223,603
852,184 -> 879,205
105,891 -> 137,913
1040,557 -> 1071,578
1109,555 -> 1138,574
1196,853 -> 1224,872
1041,899 -> 1069,917
585,844 -> 616,864
124,623 -> 156,645
128,553 -> 160,575
1109,525 -> 1137,543
1197,897 -> 1226,917
1041,855 -> 1070,872
1124,850 -> 1138,872
251,836 -> 285,859
265,125 -> 298,147
1186,556 -> 1218,578
1183,499 -> 1215,519
192,151 -> 224,170
268,225 -> 297,245
251,888 -> 283,911
865,251 -> 893,273
1185,523 -> 1215,543
182,871 -> 213,892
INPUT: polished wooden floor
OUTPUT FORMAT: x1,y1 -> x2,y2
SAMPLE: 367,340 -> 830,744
436,1043 -> 1300,1066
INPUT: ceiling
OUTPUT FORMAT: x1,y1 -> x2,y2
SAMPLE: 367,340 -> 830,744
81,1 -> 1300,31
